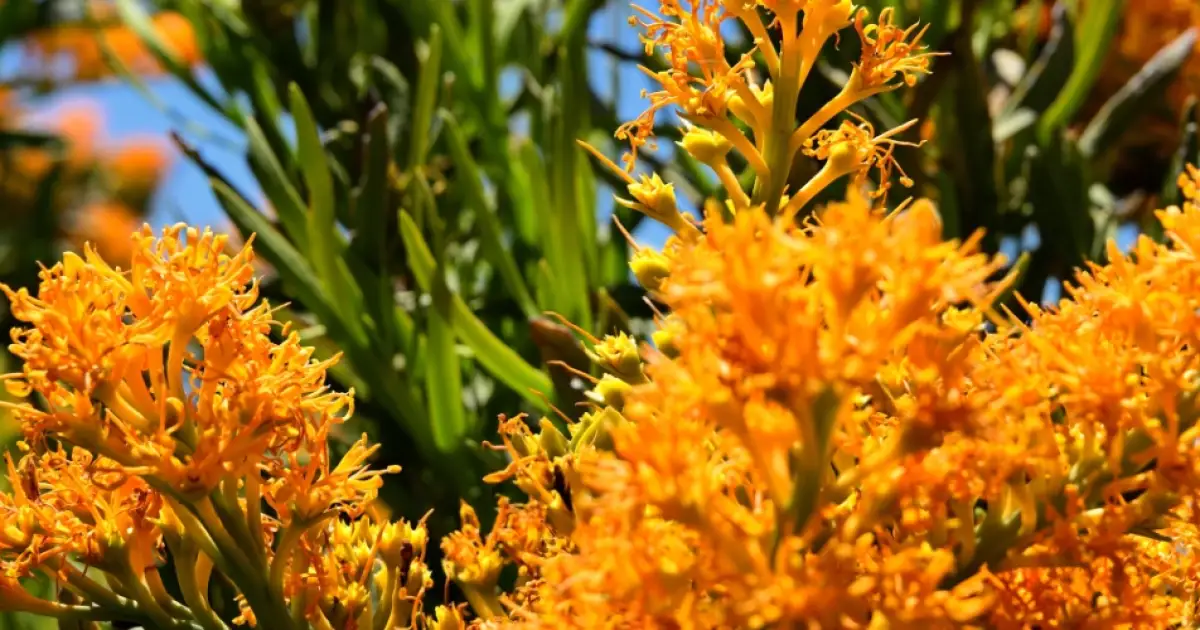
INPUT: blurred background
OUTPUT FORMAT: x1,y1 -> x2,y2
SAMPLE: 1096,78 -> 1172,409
2,0 -> 1199,624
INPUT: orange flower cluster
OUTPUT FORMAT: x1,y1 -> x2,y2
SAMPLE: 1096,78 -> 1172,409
1112,0 -> 1200,109
584,0 -> 934,220
435,169 -> 1200,630
0,99 -> 173,266
428,1 -> 1200,628
22,9 -> 201,82
0,227 -> 438,629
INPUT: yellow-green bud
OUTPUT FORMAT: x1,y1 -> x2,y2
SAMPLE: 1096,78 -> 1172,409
588,333 -> 645,383
630,248 -> 671,293
538,418 -> 570,458
652,319 -> 683,358
678,127 -> 733,164
728,81 -> 773,125
589,374 -> 634,411
626,173 -> 683,229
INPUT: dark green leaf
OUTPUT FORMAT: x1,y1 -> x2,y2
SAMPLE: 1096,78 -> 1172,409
425,278 -> 468,454
439,110 -> 537,317
1006,2 -> 1075,115
398,211 -> 552,407
1080,28 -> 1198,158
1038,0 -> 1125,140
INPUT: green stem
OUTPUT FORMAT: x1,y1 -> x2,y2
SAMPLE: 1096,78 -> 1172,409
461,584 -> 506,621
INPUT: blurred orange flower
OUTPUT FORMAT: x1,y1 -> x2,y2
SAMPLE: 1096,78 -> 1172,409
70,202 -> 141,267
24,10 -> 201,82
105,136 -> 171,197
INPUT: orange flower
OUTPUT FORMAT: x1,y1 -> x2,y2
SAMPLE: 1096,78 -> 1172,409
106,137 -> 170,185
70,201 -> 142,266
23,10 -> 201,82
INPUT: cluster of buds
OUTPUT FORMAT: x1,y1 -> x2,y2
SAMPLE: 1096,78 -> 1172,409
0,227 -> 442,629
433,1 -> 1200,628
19,2 -> 201,83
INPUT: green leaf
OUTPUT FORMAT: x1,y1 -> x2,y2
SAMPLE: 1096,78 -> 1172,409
948,24 -> 1000,237
993,108 -> 1038,144
399,211 -> 552,408
439,110 -> 538,317
210,180 -> 339,335
1037,0 -> 1124,141
1079,28 -> 1199,158
0,131 -> 62,150
408,25 -> 443,171
369,57 -> 412,153
544,47 -> 594,330
1163,98 -> 1200,208
425,279 -> 468,454
289,84 -> 364,338
111,0 -> 232,118
507,140 -> 542,247
352,105 -> 401,357
529,316 -> 592,415
354,104 -> 392,260
1028,134 -> 1093,264
1006,2 -> 1074,115
245,117 -> 310,250
290,84 -> 336,240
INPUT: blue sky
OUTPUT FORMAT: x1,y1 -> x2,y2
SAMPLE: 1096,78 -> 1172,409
20,3 -> 1141,304
23,2 -> 676,247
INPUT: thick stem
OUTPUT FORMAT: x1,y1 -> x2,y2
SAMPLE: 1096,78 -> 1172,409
755,38 -> 806,215
780,160 -> 856,218
177,552 -> 229,630
715,162 -> 751,210
461,584 -> 507,621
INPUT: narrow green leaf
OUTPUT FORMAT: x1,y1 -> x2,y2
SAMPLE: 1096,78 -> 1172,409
425,280 -> 468,454
1028,135 -> 1093,264
1152,98 -> 1200,240
210,180 -> 351,343
369,57 -> 412,153
993,108 -> 1038,144
1006,3 -> 1074,115
289,84 -> 336,238
289,84 -> 364,336
408,25 -> 443,171
0,131 -> 62,150
1038,0 -> 1124,140
1079,28 -> 1199,158
917,0 -> 953,48
111,0 -> 231,118
1163,98 -> 1200,208
440,110 -> 538,317
244,117 -> 309,250
507,141 -> 542,247
399,211 -> 552,407
353,105 -> 399,357
545,78 -> 593,330
530,316 -> 592,416
560,0 -> 603,47
949,24 -> 1000,237
355,104 -> 392,258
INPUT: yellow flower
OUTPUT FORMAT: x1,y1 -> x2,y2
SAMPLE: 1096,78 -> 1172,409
0,224 -> 422,627
850,8 -> 938,92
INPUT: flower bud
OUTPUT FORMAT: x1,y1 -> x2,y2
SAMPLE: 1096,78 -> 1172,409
588,333 -> 645,383
626,173 -> 684,230
537,418 -> 570,458
678,127 -> 732,165
630,248 -> 671,293
589,374 -> 634,411
728,81 -> 773,125
652,317 -> 684,358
